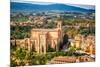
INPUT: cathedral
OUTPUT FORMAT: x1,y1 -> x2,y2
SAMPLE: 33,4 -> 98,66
30,19 -> 63,54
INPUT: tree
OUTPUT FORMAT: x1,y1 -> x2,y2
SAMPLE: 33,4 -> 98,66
61,34 -> 69,49
47,44 -> 55,52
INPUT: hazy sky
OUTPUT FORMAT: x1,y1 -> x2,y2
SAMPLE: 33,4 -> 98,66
11,0 -> 95,9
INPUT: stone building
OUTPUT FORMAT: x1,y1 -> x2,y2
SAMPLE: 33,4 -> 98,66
70,34 -> 95,55
30,19 -> 63,54
71,34 -> 83,48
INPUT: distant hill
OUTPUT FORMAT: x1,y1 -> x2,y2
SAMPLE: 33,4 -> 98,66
11,2 -> 95,13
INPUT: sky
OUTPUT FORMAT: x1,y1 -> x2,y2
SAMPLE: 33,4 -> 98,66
11,0 -> 95,9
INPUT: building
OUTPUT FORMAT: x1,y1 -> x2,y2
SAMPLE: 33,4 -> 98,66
70,34 -> 95,55
30,19 -> 63,54
49,55 -> 94,64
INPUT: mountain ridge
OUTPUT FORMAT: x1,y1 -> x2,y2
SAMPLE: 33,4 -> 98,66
11,2 -> 95,13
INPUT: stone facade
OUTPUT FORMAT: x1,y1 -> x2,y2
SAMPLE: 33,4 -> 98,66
30,20 -> 62,54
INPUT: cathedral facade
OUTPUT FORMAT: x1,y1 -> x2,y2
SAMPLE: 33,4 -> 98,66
30,20 -> 63,54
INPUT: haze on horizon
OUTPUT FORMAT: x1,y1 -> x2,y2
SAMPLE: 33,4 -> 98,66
11,0 -> 95,10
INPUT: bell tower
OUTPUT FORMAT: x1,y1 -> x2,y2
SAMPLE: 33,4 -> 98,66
56,14 -> 63,42
57,20 -> 62,29
56,14 -> 62,30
